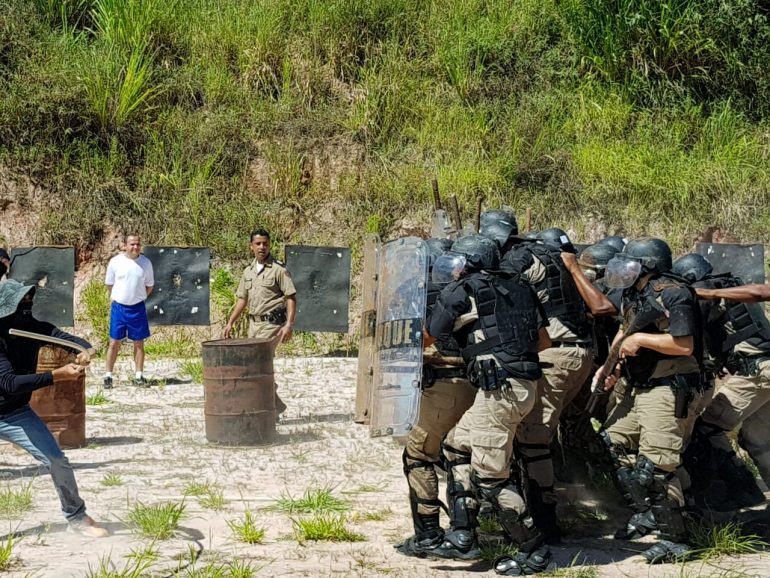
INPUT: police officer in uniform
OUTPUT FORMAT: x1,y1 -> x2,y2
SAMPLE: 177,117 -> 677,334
500,227 -> 596,542
224,228 -> 296,415
673,254 -> 769,509
596,238 -> 709,564
397,238 -> 477,557
426,234 -> 553,576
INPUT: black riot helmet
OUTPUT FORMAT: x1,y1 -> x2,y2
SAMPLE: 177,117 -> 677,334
623,238 -> 673,275
604,237 -> 673,289
423,238 -> 453,268
479,209 -> 518,251
671,253 -> 713,284
597,235 -> 627,253
452,234 -> 500,271
578,243 -> 620,279
538,227 -> 577,254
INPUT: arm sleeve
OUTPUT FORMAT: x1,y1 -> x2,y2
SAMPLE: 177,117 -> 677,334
235,272 -> 248,301
0,351 -> 53,396
144,259 -> 154,287
428,285 -> 470,338
277,268 -> 297,298
105,258 -> 115,285
663,286 -> 696,337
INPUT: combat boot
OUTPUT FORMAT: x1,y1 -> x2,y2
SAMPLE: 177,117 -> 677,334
427,529 -> 481,560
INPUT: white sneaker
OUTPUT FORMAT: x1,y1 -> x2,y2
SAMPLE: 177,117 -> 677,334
70,515 -> 109,538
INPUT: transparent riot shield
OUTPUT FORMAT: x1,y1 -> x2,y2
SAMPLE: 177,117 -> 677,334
369,237 -> 428,438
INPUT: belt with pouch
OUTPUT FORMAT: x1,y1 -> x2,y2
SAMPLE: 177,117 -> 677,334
644,373 -> 703,390
551,341 -> 590,349
726,353 -> 770,377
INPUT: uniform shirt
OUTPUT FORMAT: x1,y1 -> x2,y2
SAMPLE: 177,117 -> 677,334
621,278 -> 699,383
105,253 -> 154,306
236,256 -> 296,318
0,319 -> 91,415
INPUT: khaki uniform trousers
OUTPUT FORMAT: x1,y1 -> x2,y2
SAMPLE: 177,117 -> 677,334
516,346 -> 594,501
248,320 -> 287,414
444,377 -> 537,513
700,360 -> 770,486
404,377 -> 477,521
605,384 -> 712,506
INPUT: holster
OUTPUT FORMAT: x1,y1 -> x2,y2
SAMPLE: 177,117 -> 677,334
265,306 -> 288,326
648,374 -> 699,419
468,358 -> 508,391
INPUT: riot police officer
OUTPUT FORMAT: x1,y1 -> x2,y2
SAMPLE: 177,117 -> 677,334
426,234 -> 553,576
597,238 -> 709,564
396,238 -> 477,557
673,253 -> 769,510
500,227 -> 596,542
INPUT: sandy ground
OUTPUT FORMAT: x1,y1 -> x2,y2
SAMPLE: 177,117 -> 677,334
1,356 -> 769,577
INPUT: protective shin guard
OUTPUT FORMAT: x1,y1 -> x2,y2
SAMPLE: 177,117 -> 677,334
442,442 -> 478,531
526,481 -> 560,544
649,470 -> 688,543
402,450 -> 443,537
614,456 -> 658,540
477,481 -> 546,554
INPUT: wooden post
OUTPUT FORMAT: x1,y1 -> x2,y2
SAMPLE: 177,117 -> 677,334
431,179 -> 441,211
525,207 -> 532,233
474,197 -> 483,233
448,196 -> 462,232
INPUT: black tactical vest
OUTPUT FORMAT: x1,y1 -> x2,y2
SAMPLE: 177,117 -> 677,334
696,275 -> 770,352
460,272 -> 541,370
525,244 -> 591,338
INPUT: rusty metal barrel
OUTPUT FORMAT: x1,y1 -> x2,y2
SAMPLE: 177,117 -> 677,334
202,338 -> 276,445
30,345 -> 86,449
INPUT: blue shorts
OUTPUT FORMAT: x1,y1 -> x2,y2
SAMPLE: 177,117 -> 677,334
109,301 -> 151,341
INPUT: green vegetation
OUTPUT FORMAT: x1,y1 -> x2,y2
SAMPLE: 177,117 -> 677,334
0,535 -> 15,571
690,521 -> 768,560
100,472 -> 123,487
126,500 -> 186,539
292,513 -> 365,542
0,481 -> 34,519
80,277 -> 111,350
272,487 -> 348,514
87,390 -> 111,405
227,510 -> 266,544
180,359 -> 203,383
3,0 -> 770,261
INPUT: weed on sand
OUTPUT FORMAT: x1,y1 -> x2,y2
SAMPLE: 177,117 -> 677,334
227,510 -> 266,544
292,513 -> 365,543
0,481 -> 33,519
272,487 -> 348,514
126,500 -> 186,540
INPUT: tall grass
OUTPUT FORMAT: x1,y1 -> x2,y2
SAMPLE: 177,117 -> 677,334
2,0 -> 770,266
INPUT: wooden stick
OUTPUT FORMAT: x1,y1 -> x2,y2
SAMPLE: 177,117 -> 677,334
475,197 -> 483,233
448,196 -> 462,232
431,179 -> 442,211
525,207 -> 532,233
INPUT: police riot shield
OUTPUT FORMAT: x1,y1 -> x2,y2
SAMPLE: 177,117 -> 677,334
369,237 -> 428,438
355,234 -> 381,424
695,243 -> 765,284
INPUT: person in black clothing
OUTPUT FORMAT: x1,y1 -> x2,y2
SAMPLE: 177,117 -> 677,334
0,279 -> 108,537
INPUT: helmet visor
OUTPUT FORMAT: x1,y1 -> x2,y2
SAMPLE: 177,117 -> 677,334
604,255 -> 642,289
432,253 -> 466,285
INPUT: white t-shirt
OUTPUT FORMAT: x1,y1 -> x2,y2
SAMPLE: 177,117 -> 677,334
105,253 -> 154,306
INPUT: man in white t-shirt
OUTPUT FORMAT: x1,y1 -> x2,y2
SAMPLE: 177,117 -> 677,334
103,235 -> 154,388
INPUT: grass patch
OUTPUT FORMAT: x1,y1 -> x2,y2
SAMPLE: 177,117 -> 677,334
350,508 -> 392,522
126,500 -> 186,540
184,480 -> 215,497
0,481 -> 33,519
87,390 -> 111,405
80,277 -> 111,350
199,488 -> 227,511
227,510 -> 266,544
101,472 -> 124,487
292,514 -> 366,543
180,359 -> 203,383
85,552 -> 155,578
272,487 -> 348,514
478,515 -> 503,533
0,535 -> 15,571
480,541 -> 517,563
144,334 -> 199,357
690,521 -> 768,560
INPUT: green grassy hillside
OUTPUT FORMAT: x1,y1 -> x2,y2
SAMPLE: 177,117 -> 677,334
2,0 -> 770,257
